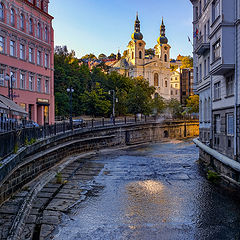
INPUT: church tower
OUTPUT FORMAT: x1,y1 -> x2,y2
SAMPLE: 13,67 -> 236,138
127,13 -> 146,66
155,18 -> 171,68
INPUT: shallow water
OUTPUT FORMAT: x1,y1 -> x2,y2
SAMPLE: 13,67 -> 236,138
53,140 -> 240,240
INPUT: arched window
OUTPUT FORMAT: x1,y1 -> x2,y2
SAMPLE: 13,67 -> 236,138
0,3 -> 4,21
20,14 -> 24,30
29,18 -> 33,34
164,54 -> 168,62
165,80 -> 167,87
154,73 -> 159,87
45,27 -> 48,42
37,23 -> 41,38
139,51 -> 142,59
132,51 -> 134,59
10,8 -> 15,25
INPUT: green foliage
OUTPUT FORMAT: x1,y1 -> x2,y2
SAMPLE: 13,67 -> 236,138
126,77 -> 155,115
13,144 -> 18,154
81,53 -> 97,60
152,95 -> 166,115
98,53 -> 107,59
145,48 -> 155,56
167,99 -> 183,118
186,95 -> 199,113
180,56 -> 193,69
56,172 -> 63,184
207,170 -> 220,183
170,64 -> 178,72
29,138 -> 36,145
108,53 -> 116,59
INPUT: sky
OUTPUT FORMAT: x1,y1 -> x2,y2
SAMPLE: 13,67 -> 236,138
49,0 -> 193,59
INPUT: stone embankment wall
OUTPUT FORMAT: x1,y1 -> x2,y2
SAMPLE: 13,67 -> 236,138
0,120 -> 199,204
194,139 -> 240,193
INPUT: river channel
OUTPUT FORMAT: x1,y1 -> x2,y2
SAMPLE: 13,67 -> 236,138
52,140 -> 240,240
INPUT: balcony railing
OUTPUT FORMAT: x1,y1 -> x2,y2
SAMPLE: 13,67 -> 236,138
195,35 -> 210,55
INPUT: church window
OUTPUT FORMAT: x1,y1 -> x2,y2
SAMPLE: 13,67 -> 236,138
164,54 -> 168,62
154,73 -> 159,87
165,81 -> 168,87
139,51 -> 142,59
132,52 -> 134,59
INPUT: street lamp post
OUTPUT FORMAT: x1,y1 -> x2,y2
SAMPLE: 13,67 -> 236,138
108,90 -> 118,122
4,73 -> 16,100
67,87 -> 74,130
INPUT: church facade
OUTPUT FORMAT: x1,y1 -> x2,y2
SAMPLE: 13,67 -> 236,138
111,14 -> 176,100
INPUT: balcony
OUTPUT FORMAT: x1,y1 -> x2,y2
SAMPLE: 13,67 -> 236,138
195,36 -> 210,55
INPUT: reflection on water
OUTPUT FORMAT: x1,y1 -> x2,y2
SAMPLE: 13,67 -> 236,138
52,141 -> 240,240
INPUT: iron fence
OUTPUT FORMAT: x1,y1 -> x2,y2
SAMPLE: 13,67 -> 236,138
0,116 -> 157,159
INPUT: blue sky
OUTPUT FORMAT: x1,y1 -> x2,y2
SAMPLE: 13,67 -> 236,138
49,0 -> 193,59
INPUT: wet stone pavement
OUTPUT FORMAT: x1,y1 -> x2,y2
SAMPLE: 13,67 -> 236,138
49,140 -> 240,240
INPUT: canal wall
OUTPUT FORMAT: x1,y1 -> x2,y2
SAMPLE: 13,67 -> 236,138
194,139 -> 240,193
0,120 -> 199,204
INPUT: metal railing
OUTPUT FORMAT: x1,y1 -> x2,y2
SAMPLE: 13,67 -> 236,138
0,116 -> 157,159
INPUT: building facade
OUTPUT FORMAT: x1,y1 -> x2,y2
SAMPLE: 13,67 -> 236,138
170,70 -> 180,101
0,0 -> 54,125
180,68 -> 194,106
190,0 -> 239,160
111,15 -> 173,100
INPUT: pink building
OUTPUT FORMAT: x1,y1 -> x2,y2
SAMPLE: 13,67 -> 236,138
0,0 -> 54,125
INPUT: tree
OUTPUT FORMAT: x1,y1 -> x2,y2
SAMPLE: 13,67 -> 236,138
81,53 -> 97,60
126,77 -> 155,115
152,95 -> 166,115
170,64 -> 178,72
108,53 -> 116,60
98,53 -> 107,59
180,56 -> 193,69
167,99 -> 183,118
80,83 -> 111,117
186,95 -> 199,113
145,48 -> 155,56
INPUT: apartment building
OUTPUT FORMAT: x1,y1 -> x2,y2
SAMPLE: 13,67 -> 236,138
0,0 -> 54,125
190,0 -> 238,160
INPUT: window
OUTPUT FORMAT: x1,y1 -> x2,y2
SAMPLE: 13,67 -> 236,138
29,75 -> 33,91
20,44 -> 25,60
10,71 -> 16,88
139,51 -> 142,59
10,40 -> 15,56
37,50 -> 41,65
20,73 -> 25,89
37,78 -> 41,92
199,63 -> 202,82
37,23 -> 41,38
0,69 -> 4,86
165,81 -> 167,87
226,114 -> 234,136
175,90 -> 178,95
199,1 -> 202,15
0,36 -> 4,53
10,8 -> 15,26
213,40 -> 221,61
45,79 -> 49,93
29,18 -> 33,34
45,27 -> 48,42
175,84 -> 178,88
214,82 -> 221,100
29,47 -> 34,63
212,0 -> 220,22
154,73 -> 159,86
199,100 -> 202,122
196,67 -> 198,83
207,56 -> 210,74
20,14 -> 24,30
207,20 -> 210,38
204,59 -> 207,77
195,6 -> 198,20
164,54 -> 167,62
132,52 -> 134,59
0,3 -> 4,21
214,114 -> 221,133
45,53 -> 49,68
171,90 -> 173,95
226,75 -> 234,96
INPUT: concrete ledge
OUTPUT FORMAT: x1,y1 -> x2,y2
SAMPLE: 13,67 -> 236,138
193,138 -> 240,172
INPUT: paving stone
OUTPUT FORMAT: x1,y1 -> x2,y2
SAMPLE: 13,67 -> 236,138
25,214 -> 37,224
54,193 -> 79,200
36,192 -> 53,199
46,199 -> 76,211
32,197 -> 49,209
21,224 -> 35,240
40,224 -> 55,240
41,215 -> 60,225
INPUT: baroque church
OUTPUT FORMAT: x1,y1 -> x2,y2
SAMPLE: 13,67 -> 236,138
111,14 -> 177,100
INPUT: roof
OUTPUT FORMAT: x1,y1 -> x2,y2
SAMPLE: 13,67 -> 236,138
0,95 -> 28,116
112,59 -> 129,69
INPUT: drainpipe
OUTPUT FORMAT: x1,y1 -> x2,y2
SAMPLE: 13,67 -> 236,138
234,0 -> 238,159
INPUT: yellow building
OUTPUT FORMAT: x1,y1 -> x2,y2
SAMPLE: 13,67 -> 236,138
111,14 -> 173,100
